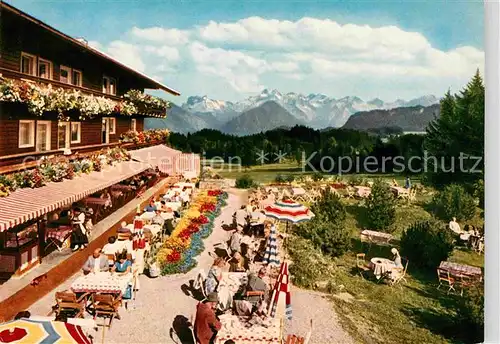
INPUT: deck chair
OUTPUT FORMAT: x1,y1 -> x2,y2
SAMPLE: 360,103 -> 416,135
356,253 -> 371,279
458,275 -> 474,296
193,269 -> 208,300
437,269 -> 456,294
390,258 -> 409,287
54,291 -> 87,318
91,294 -> 121,328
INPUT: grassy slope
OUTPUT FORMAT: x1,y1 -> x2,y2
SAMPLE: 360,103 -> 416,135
234,163 -> 483,344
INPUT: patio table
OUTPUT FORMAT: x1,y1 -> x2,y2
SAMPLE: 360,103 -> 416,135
360,230 -> 394,244
45,225 -> 72,242
439,261 -> 482,280
84,197 -> 112,207
215,315 -> 280,343
355,186 -> 371,198
370,257 -> 397,280
71,271 -> 132,294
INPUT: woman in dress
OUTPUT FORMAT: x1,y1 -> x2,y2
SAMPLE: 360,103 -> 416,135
70,207 -> 88,251
112,253 -> 132,276
205,257 -> 226,294
391,248 -> 403,268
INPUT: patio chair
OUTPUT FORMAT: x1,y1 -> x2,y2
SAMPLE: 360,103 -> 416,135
437,269 -> 456,294
54,291 -> 87,318
390,258 -> 409,287
356,253 -> 371,279
44,226 -> 73,253
458,275 -> 475,296
91,294 -> 121,328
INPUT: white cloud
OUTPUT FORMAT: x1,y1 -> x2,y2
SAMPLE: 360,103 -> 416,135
106,40 -> 146,72
130,26 -> 190,45
144,46 -> 180,62
90,17 -> 483,101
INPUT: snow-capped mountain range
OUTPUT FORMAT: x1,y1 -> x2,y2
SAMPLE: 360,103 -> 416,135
181,89 -> 439,129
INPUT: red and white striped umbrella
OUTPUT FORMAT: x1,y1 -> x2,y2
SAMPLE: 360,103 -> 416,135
263,199 -> 314,224
269,261 -> 292,320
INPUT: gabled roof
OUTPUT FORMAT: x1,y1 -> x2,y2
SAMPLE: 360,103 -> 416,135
1,1 -> 180,96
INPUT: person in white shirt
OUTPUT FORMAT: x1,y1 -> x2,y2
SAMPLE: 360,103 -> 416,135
180,190 -> 190,206
102,236 -> 121,255
449,217 -> 462,234
234,206 -> 248,231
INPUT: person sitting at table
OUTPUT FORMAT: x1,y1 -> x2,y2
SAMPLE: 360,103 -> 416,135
112,253 -> 132,276
100,191 -> 112,208
391,248 -> 403,268
151,209 -> 165,226
172,191 -> 181,202
102,236 -> 121,255
205,257 -> 226,294
70,207 -> 88,251
244,267 -> 269,306
229,252 -> 246,272
229,227 -> 243,254
234,205 -> 248,231
194,292 -> 222,344
144,198 -> 157,212
449,217 -> 462,235
82,248 -> 109,274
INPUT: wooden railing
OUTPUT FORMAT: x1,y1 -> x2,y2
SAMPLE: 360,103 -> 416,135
0,140 -> 164,174
0,67 -> 123,101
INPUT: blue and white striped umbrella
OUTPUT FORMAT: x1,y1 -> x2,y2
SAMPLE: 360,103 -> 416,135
262,225 -> 280,267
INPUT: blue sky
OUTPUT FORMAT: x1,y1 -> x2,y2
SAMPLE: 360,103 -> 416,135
7,0 -> 484,103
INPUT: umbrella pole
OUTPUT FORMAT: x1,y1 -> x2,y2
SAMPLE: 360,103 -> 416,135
101,318 -> 106,344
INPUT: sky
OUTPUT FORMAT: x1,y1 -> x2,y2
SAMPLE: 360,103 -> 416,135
7,0 -> 484,103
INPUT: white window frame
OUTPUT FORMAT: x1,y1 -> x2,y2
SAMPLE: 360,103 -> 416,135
20,52 -> 37,76
35,120 -> 52,152
60,65 -> 72,84
70,122 -> 81,143
37,58 -> 53,79
108,117 -> 116,134
131,118 -> 137,132
102,76 -> 117,95
57,122 -> 71,150
71,69 -> 82,87
18,120 -> 35,148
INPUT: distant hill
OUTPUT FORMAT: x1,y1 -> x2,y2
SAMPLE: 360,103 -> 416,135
342,104 -> 440,132
145,103 -> 223,134
220,101 -> 304,136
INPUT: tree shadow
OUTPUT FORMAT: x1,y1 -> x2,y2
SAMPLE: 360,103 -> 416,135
345,204 -> 371,229
170,315 -> 195,344
401,306 -> 460,342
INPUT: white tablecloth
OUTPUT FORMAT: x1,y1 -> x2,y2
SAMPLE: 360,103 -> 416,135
218,272 -> 248,310
370,258 -> 396,279
159,201 -> 182,211
215,315 -> 280,343
71,272 -> 132,294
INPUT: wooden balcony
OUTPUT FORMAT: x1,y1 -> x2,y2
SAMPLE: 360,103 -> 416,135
0,67 -> 123,101
0,140 -> 164,174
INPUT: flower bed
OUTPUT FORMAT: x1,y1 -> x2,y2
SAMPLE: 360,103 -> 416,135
0,77 -> 170,120
156,189 -> 228,275
0,147 -> 131,197
120,129 -> 170,144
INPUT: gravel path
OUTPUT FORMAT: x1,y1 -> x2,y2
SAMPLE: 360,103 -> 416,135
28,188 -> 353,344
286,287 -> 354,344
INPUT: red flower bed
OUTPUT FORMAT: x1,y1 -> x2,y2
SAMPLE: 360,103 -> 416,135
207,190 -> 223,196
167,250 -> 181,262
200,203 -> 216,213
192,215 -> 209,224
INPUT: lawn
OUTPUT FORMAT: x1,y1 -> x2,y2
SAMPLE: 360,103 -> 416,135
217,162 -> 423,185
270,178 -> 484,344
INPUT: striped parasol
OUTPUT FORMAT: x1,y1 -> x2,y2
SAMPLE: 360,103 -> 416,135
262,225 -> 280,267
263,199 -> 314,224
269,261 -> 292,321
0,318 -> 91,344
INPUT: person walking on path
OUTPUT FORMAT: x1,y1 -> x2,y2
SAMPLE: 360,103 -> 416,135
194,292 -> 222,344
